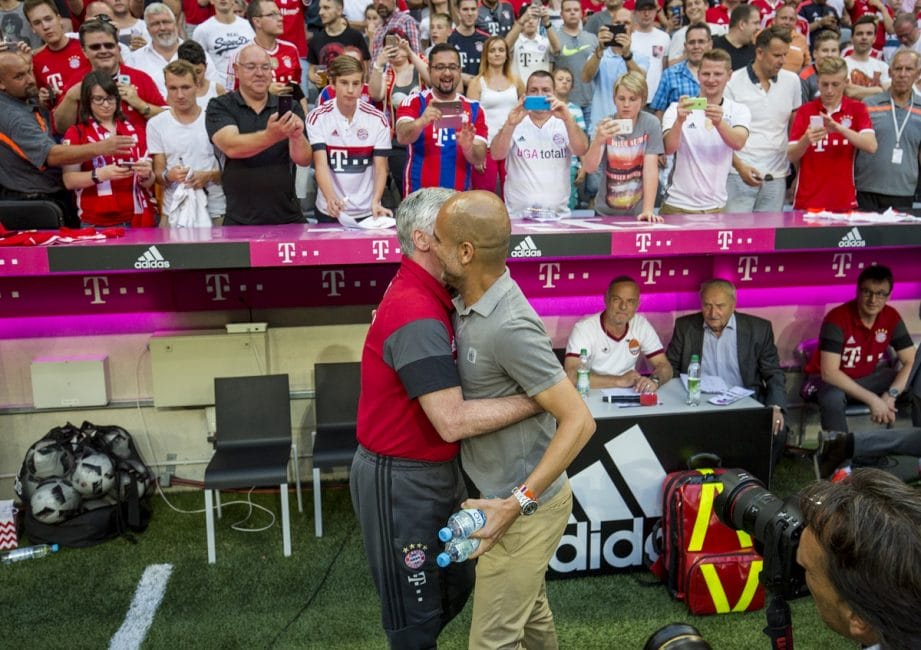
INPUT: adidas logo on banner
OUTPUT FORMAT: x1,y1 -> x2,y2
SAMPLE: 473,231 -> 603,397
838,227 -> 866,248
134,245 -> 170,269
511,236 -> 541,258
551,424 -> 666,573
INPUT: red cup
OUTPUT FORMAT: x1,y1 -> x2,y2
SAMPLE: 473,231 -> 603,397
640,392 -> 658,406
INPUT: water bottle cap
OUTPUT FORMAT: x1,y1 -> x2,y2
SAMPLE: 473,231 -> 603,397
691,354 -> 700,362
437,527 -> 453,542
580,348 -> 588,355
51,544 -> 59,552
436,552 -> 452,568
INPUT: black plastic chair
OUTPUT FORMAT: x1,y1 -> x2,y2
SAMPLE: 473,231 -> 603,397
311,362 -> 360,537
0,200 -> 62,230
204,374 -> 296,563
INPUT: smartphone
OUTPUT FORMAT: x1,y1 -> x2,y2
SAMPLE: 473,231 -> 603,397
611,118 -> 632,135
686,97 -> 708,110
433,100 -> 464,129
532,0 -> 543,6
610,24 -> 627,38
385,34 -> 398,48
288,81 -> 305,102
523,95 -> 551,111
277,94 -> 293,115
669,4 -> 683,19
809,115 -> 824,129
117,74 -> 131,86
119,160 -> 138,168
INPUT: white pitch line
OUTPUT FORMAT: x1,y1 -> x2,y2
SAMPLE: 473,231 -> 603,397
109,563 -> 173,650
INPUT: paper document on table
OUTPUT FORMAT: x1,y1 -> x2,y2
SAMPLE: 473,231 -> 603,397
708,386 -> 755,405
680,373 -> 729,394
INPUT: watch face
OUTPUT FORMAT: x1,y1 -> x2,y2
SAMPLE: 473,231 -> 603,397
521,500 -> 539,516
888,388 -> 900,398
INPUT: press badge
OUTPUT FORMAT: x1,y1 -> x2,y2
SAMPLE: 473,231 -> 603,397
892,147 -> 903,164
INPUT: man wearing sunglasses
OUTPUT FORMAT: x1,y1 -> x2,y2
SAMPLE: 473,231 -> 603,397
805,265 -> 917,433
53,17 -> 165,133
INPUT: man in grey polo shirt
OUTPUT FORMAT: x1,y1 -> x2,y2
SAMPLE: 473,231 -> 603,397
855,49 -> 921,212
553,0 -> 598,130
432,190 -> 596,650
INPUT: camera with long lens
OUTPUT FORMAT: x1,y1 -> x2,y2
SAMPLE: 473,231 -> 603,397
714,469 -> 809,601
644,623 -> 711,650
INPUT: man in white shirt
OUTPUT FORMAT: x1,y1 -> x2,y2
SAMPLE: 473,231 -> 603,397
148,59 -> 225,224
661,48 -> 751,213
892,12 -> 921,57
504,3 -> 560,83
305,55 -> 391,222
564,275 -> 673,393
845,14 -> 890,98
490,70 -> 589,218
128,3 -> 218,97
725,25 -> 801,212
193,0 -> 255,87
630,0 -> 670,103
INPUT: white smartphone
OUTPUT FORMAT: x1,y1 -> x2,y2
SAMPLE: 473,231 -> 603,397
809,115 -> 823,129
611,118 -> 632,135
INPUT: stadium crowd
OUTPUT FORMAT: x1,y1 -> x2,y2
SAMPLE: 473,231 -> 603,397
2,0 -> 921,227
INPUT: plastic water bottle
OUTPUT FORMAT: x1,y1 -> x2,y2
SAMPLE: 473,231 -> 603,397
2,543 -> 59,564
436,537 -> 480,567
687,354 -> 701,406
577,348 -> 591,398
438,508 -> 486,542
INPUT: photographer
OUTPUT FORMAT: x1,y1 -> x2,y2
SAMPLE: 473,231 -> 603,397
797,469 -> 921,650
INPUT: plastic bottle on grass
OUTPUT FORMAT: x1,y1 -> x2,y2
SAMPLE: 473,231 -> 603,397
687,354 -> 701,406
577,348 -> 591,398
2,543 -> 59,564
438,508 -> 486,542
436,538 -> 480,567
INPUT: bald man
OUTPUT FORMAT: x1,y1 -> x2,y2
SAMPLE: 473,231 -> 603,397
0,49 -> 135,226
206,43 -> 311,225
431,190 -> 596,650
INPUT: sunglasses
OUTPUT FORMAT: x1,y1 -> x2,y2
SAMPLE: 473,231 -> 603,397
87,42 -> 118,51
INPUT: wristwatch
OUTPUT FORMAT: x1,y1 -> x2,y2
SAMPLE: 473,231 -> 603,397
888,387 -> 900,398
622,51 -> 633,61
512,485 -> 539,516
649,376 -> 661,386
91,167 -> 99,184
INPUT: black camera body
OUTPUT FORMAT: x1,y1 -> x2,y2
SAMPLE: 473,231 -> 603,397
714,469 -> 809,601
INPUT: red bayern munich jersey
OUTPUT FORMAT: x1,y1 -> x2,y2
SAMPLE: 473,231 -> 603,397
805,302 -> 912,379
276,0 -> 308,58
790,96 -> 872,212
32,38 -> 89,95
395,89 -> 487,195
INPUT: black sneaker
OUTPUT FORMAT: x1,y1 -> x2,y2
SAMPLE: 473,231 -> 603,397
814,430 -> 853,480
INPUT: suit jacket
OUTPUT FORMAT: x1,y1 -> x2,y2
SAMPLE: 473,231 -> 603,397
666,311 -> 787,409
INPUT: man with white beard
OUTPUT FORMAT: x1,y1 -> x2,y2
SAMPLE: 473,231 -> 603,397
127,3 -> 218,97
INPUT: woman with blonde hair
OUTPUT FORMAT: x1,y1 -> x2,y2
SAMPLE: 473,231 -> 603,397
584,71 -> 664,221
465,35 -> 523,195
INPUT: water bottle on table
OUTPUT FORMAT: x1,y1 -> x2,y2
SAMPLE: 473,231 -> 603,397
2,543 -> 59,564
687,354 -> 701,406
438,508 -> 486,542
436,537 -> 480,567
577,348 -> 591,398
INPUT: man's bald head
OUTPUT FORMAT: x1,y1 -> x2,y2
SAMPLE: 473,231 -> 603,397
438,191 -> 511,269
0,50 -> 38,99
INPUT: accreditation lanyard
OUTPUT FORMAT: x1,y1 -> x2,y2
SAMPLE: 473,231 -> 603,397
889,95 -> 913,164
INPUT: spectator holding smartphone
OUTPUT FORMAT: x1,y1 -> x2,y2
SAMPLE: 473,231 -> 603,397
62,70 -> 156,227
583,71 -> 663,220
788,55 -> 877,211
505,3 -> 560,83
661,48 -> 750,214
582,8 -> 642,132
491,70 -> 589,218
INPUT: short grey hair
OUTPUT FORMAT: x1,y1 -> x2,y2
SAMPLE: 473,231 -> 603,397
890,47 -> 921,70
699,278 -> 736,302
396,187 -> 454,255
144,2 -> 175,21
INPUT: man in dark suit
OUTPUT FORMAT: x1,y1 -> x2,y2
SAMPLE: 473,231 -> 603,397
666,278 -> 787,436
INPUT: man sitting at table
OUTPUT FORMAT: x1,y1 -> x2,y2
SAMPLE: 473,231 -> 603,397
564,275 -> 673,393
803,265 -> 916,433
666,278 -> 787,437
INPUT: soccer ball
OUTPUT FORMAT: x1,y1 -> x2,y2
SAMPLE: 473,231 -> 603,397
100,427 -> 133,460
30,479 -> 81,524
71,452 -> 116,497
110,459 -> 153,500
25,440 -> 75,480
14,469 -> 43,503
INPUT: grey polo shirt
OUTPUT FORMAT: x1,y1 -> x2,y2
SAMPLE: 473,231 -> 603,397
855,92 -> 921,198
0,91 -> 63,194
453,269 -> 567,501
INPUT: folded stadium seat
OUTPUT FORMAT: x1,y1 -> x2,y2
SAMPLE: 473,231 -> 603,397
0,200 -> 63,230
